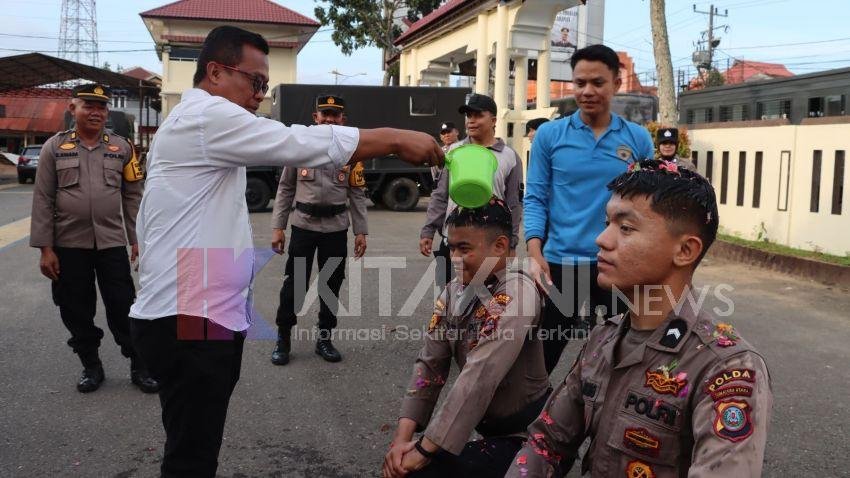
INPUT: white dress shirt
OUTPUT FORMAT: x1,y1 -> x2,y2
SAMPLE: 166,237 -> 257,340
130,88 -> 360,331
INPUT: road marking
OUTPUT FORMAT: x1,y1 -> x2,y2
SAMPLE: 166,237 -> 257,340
0,216 -> 30,249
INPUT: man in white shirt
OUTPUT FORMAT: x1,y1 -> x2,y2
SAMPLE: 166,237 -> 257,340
128,26 -> 442,478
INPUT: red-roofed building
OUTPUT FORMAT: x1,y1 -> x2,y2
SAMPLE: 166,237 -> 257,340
723,60 -> 794,84
121,66 -> 162,84
688,60 -> 794,90
0,89 -> 70,153
140,0 -> 320,116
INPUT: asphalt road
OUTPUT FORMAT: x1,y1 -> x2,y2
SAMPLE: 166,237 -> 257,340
0,186 -> 848,477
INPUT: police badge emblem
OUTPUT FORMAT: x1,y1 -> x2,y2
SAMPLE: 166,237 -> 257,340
616,145 -> 633,162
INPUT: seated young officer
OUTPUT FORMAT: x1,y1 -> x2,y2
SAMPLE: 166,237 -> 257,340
383,198 -> 550,478
506,160 -> 773,478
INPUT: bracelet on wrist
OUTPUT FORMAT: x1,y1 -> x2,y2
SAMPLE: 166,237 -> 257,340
414,437 -> 438,459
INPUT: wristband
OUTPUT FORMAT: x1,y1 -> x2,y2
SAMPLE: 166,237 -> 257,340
415,437 -> 438,459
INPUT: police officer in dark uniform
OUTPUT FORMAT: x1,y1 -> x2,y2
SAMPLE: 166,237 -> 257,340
30,84 -> 159,393
270,94 -> 369,365
656,127 -> 696,170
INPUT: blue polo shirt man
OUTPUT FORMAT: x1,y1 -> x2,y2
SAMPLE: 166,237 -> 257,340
524,44 -> 654,373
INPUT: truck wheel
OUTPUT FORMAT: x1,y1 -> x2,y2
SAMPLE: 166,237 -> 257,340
382,177 -> 419,211
245,176 -> 271,212
369,191 -> 384,208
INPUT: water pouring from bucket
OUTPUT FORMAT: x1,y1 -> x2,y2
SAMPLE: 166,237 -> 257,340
444,144 -> 498,208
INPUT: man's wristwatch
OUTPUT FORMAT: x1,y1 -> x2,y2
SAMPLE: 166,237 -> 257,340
414,437 -> 438,459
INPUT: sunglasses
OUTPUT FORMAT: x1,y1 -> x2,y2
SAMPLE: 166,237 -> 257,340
216,63 -> 269,95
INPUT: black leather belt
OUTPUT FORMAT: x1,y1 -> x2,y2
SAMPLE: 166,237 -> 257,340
296,201 -> 347,218
475,387 -> 553,437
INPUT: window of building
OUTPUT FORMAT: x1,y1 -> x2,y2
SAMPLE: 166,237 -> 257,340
720,151 -> 729,204
0,105 -> 5,118
706,151 -> 714,184
808,97 -> 824,117
169,46 -> 201,61
756,98 -> 791,120
778,151 -> 791,211
753,152 -> 763,208
811,150 -> 822,213
719,103 -> 749,122
691,151 -> 698,171
112,96 -> 126,108
736,152 -> 746,206
833,150 -> 845,215
809,95 -> 845,117
687,107 -> 713,124
826,95 -> 846,116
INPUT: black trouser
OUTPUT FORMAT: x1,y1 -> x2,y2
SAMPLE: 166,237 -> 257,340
539,261 -> 626,374
433,235 -> 453,290
408,436 -> 524,478
275,226 -> 347,333
51,246 -> 136,366
130,316 -> 245,478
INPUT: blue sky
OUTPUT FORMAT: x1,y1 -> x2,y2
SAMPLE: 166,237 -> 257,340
1,0 -> 848,86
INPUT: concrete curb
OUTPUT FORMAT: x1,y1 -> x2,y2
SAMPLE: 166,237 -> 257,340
707,240 -> 850,288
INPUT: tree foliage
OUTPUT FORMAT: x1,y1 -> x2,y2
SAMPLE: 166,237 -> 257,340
313,0 -> 440,85
706,68 -> 725,87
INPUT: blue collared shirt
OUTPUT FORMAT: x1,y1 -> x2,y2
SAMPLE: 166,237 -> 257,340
524,111 -> 654,263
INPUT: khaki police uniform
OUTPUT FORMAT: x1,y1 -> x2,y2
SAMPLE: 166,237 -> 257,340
399,268 -> 550,477
270,161 -> 368,333
30,119 -> 144,368
506,303 -> 773,478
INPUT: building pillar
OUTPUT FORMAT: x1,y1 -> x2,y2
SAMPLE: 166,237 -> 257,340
399,52 -> 409,86
493,3 -> 510,139
536,46 -> 551,109
513,54 -> 528,112
475,13 -> 489,95
512,53 -> 528,153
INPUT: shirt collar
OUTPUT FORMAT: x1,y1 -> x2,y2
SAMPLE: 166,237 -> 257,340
182,88 -> 211,100
68,129 -> 108,146
568,111 -> 624,132
603,298 -> 703,369
460,137 -> 506,152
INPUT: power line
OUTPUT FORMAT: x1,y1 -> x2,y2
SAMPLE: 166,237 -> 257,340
722,36 -> 850,50
0,47 -> 154,54
0,32 -> 152,43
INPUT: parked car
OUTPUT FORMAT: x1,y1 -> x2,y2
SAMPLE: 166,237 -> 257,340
17,145 -> 42,184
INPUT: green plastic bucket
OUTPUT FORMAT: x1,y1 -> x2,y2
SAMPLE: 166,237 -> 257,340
445,144 -> 498,208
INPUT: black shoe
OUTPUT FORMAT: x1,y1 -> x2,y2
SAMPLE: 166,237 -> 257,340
131,369 -> 161,394
271,332 -> 292,366
315,339 -> 342,362
77,366 -> 105,393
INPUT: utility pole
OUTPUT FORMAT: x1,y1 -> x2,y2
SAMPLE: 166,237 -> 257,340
692,4 -> 728,86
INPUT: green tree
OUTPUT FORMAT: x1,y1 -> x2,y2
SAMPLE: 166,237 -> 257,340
706,68 -> 725,87
313,0 -> 440,86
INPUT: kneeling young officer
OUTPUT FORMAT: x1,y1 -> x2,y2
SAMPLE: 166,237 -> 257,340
506,160 -> 772,477
384,199 -> 550,478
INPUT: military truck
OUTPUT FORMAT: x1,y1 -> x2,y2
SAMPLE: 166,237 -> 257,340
244,84 -> 470,212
